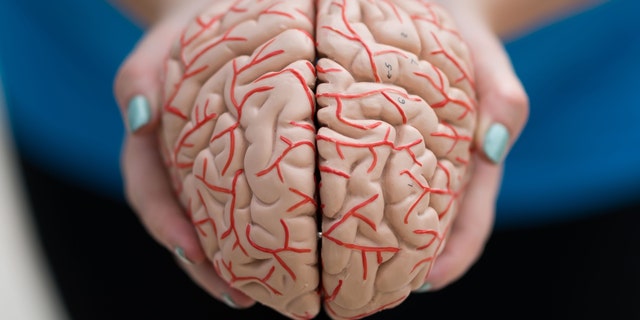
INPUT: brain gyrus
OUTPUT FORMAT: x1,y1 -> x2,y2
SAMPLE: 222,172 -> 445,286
158,0 -> 477,319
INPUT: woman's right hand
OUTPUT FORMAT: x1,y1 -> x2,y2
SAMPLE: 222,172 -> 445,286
112,0 -> 255,309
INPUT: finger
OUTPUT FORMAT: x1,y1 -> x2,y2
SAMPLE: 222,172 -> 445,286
113,0 -> 213,134
112,16 -> 185,134
175,257 -> 256,309
421,158 -> 501,291
122,134 -> 206,265
466,22 -> 530,164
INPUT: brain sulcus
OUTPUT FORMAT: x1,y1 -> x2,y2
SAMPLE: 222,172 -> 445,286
158,0 -> 477,319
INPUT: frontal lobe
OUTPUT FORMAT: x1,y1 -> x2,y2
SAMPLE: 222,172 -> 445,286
158,0 -> 476,319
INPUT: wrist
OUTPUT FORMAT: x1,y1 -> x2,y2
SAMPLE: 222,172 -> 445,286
111,0 -> 211,29
154,0 -> 212,26
432,0 -> 496,47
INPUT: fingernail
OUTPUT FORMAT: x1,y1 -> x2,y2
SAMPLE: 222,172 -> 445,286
483,123 -> 510,164
127,95 -> 151,132
415,282 -> 432,293
221,293 -> 238,309
174,247 -> 193,265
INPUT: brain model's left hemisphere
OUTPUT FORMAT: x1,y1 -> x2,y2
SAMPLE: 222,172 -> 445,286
159,0 -> 476,319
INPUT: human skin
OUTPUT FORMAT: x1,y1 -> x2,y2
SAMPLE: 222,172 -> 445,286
110,0 -> 602,35
480,0 -> 605,40
109,0 -> 607,313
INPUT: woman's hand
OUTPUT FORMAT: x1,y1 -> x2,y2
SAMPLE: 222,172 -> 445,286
112,0 -> 255,309
416,0 -> 530,292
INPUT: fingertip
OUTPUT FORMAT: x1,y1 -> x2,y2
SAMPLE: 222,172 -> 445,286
422,261 -> 449,291
412,282 -> 432,293
113,38 -> 166,135
174,247 -> 193,265
146,202 -> 206,265
423,249 -> 469,291
473,82 -> 529,165
224,290 -> 257,309
482,122 -> 510,164
174,256 -> 256,309
172,231 -> 207,265
117,67 -> 162,134
127,94 -> 153,133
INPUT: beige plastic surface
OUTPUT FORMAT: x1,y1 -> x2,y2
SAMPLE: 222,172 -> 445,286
159,1 -> 476,319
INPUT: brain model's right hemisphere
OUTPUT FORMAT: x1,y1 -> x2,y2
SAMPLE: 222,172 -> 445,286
158,0 -> 477,319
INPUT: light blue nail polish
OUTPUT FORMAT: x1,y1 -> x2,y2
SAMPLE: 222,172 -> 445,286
174,247 -> 193,265
221,293 -> 238,309
483,123 -> 510,164
127,95 -> 151,132
414,282 -> 432,293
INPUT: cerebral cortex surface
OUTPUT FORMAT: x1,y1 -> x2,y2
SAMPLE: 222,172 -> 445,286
159,0 -> 476,319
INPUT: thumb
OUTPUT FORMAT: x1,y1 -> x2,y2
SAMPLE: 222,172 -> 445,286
113,15 -> 186,134
466,16 -> 530,164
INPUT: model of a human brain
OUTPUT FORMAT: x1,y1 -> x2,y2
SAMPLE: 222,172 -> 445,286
158,0 -> 476,318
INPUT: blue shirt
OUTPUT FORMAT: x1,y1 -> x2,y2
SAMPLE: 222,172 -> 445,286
1,0 -> 638,229
499,0 -> 640,227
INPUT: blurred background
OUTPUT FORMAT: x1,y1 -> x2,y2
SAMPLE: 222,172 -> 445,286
0,0 -> 638,319
0,76 -> 68,320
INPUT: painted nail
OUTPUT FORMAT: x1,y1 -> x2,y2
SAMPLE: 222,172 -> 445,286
483,123 -> 510,164
127,95 -> 151,133
414,282 -> 432,293
221,293 -> 238,309
174,247 -> 193,265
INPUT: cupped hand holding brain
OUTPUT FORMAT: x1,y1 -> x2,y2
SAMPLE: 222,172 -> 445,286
159,0 -> 475,318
